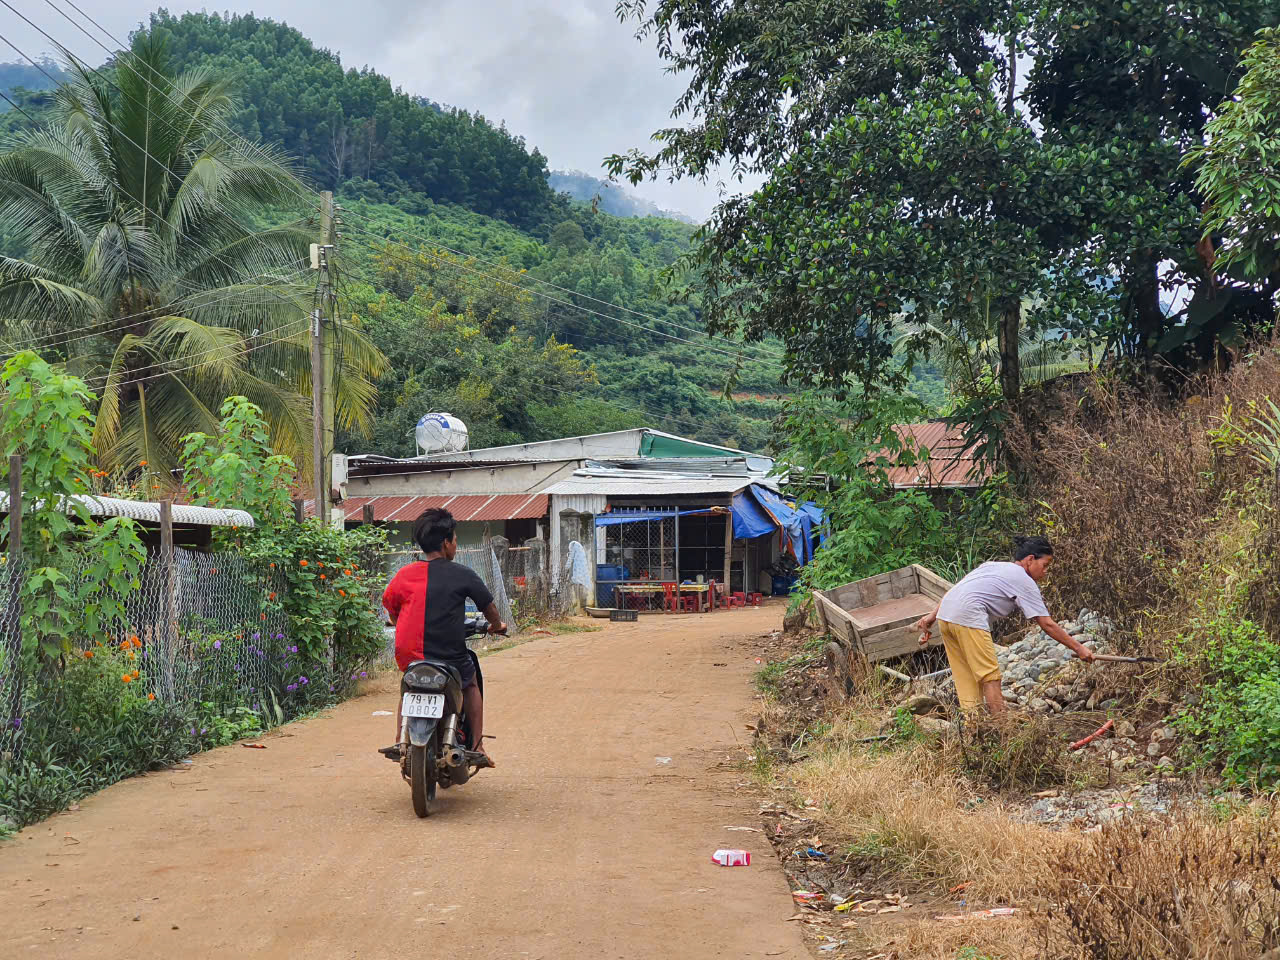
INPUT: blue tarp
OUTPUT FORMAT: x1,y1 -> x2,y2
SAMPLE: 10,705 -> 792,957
595,508 -> 720,527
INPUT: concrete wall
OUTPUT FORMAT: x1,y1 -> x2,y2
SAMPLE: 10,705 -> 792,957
347,459 -> 582,498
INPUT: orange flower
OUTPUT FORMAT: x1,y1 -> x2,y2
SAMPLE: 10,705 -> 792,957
84,650 -> 94,659
260,613 -> 267,620
121,674 -> 133,683
129,636 -> 141,648
299,560 -> 308,567
343,569 -> 352,576
338,589 -> 346,597
127,652 -> 136,661
318,562 -> 325,568
139,460 -> 148,467
319,574 -> 326,580
269,592 -> 277,601
147,693 -> 156,701
269,562 -> 276,569
120,639 -> 130,650
131,670 -> 140,680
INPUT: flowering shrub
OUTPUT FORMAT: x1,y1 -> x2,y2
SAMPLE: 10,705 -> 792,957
0,388 -> 389,830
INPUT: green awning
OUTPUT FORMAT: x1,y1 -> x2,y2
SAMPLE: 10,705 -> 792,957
639,431 -> 750,459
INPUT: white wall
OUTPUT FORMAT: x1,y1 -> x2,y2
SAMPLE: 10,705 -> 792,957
348,459 -> 582,497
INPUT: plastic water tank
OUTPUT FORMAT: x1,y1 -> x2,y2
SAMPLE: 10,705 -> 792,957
415,413 -> 469,455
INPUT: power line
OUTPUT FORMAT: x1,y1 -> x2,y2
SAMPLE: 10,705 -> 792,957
0,261 -> 310,358
80,316 -> 312,390
340,219 -> 780,369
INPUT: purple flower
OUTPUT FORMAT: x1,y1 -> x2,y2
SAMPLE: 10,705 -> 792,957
191,727 -> 197,736
252,703 -> 260,711
350,673 -> 356,680
252,632 -> 261,640
286,683 -> 297,692
11,717 -> 20,730
201,727 -> 207,734
360,671 -> 367,678
250,687 -> 255,693
328,685 -> 334,692
213,640 -> 222,650
275,633 -> 284,640
300,676 -> 308,685
289,645 -> 298,653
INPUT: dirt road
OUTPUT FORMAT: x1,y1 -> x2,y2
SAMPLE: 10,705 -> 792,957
1,607 -> 807,959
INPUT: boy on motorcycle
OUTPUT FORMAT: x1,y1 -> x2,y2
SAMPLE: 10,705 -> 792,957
379,508 -> 506,766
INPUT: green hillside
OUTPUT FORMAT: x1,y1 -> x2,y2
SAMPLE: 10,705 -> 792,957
0,13 -> 965,456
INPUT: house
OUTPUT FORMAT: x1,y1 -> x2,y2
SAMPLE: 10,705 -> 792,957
332,428 -> 812,611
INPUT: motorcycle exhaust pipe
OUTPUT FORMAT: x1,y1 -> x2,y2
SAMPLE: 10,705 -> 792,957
445,746 -> 471,785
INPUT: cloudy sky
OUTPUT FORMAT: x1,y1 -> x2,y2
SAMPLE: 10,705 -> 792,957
0,0 -> 762,220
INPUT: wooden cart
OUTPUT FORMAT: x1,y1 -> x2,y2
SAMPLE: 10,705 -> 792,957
812,564 -> 952,663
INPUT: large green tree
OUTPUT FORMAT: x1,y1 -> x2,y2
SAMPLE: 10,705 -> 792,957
611,0 -> 1280,406
0,39 -> 385,474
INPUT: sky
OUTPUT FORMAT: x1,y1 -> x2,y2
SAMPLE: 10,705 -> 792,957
0,0 -> 763,221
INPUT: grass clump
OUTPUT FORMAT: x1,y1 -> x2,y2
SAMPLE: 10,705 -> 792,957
953,713 -> 1070,792
1034,804 -> 1280,959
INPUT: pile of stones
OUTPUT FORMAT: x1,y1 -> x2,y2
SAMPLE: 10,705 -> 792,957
997,608 -> 1115,712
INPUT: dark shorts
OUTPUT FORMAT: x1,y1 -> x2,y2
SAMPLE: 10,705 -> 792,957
457,657 -> 478,690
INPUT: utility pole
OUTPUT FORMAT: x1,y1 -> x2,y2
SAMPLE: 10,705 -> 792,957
311,191 -> 338,526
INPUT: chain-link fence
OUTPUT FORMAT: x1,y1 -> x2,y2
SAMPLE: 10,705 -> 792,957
598,513 -> 676,609
0,545 -> 384,829
381,537 -> 554,629
0,556 -> 24,772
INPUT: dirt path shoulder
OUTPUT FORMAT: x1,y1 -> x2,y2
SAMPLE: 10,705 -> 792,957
1,607 -> 806,960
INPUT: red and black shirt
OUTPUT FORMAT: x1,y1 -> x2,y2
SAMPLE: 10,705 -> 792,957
382,559 -> 494,672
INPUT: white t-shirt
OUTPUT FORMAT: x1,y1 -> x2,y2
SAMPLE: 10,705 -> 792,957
937,561 -> 1050,632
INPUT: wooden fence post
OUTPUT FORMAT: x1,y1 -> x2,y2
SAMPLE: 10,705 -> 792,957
293,497 -> 305,524
5,455 -> 21,759
362,503 -> 374,526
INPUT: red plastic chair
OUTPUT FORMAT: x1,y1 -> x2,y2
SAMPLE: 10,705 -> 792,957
661,582 -> 678,614
748,593 -> 763,606
731,591 -> 747,608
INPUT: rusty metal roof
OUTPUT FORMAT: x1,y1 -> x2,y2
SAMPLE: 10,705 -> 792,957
334,493 -> 548,524
884,422 -> 990,489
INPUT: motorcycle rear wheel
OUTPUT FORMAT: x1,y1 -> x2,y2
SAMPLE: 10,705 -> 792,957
410,742 -> 437,818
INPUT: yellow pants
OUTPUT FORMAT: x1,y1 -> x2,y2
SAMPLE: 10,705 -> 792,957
939,620 -> 1001,711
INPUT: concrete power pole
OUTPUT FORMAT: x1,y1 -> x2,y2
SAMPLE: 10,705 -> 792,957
311,191 -> 338,526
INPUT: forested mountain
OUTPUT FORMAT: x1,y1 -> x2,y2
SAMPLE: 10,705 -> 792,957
146,10 -> 566,233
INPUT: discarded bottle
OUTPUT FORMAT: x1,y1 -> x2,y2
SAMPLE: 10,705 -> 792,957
712,849 -> 751,867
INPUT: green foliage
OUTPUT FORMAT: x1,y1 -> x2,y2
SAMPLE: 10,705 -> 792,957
180,397 -> 387,676
0,353 -> 146,663
0,40 -> 386,475
1173,611 -> 1280,787
1190,25 -> 1280,283
179,396 -> 297,526
613,0 -> 1279,413
781,391 -> 947,589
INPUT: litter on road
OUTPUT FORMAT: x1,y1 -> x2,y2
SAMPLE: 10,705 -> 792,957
712,849 -> 751,866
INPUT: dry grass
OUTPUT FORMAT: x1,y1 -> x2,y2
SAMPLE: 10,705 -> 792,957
790,728 -> 1072,904
1033,803 -> 1280,959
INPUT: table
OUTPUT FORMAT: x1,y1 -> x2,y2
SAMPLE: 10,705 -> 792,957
613,581 -> 713,613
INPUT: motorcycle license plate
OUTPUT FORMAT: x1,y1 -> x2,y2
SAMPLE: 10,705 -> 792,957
401,693 -> 444,718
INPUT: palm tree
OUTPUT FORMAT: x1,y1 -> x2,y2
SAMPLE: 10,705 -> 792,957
0,38 -> 385,475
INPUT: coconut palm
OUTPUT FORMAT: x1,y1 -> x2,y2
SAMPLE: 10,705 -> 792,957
0,38 -> 385,475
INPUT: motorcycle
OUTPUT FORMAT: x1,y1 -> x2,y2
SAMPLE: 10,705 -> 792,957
392,615 -> 501,817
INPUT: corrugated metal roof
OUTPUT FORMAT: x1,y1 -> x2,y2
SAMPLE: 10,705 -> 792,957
884,423 -> 990,489
336,493 -> 548,523
544,475 -> 774,497
0,492 -> 253,528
